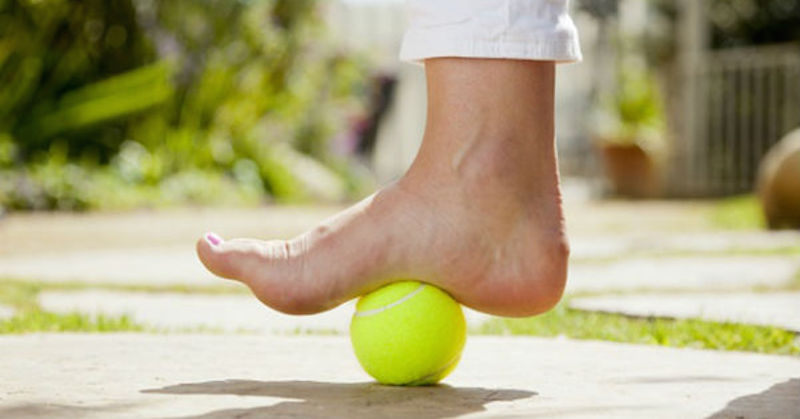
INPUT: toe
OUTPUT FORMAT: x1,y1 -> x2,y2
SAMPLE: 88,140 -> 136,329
196,233 -> 319,313
195,233 -> 266,281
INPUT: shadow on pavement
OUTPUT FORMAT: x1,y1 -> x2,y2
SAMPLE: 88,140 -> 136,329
143,379 -> 536,418
0,402 -> 140,418
709,378 -> 800,419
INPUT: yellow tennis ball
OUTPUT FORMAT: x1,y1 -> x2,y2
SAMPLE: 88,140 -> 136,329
350,281 -> 466,386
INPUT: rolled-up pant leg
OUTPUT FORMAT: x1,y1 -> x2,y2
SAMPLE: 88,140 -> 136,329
399,0 -> 582,64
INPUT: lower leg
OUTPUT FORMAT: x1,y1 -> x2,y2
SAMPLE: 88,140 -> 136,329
401,58 -> 569,314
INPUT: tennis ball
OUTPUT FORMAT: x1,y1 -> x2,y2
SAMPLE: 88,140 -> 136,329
350,281 -> 466,386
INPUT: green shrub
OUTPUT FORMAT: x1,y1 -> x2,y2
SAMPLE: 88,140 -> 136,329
0,0 -> 371,210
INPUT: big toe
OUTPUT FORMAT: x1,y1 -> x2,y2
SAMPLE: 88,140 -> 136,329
196,232 -> 271,282
196,232 -> 326,314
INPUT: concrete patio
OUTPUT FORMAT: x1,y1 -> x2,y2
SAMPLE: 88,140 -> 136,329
2,334 -> 799,418
1,203 -> 798,418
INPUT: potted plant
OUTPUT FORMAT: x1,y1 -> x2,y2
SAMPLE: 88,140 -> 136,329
591,65 -> 667,198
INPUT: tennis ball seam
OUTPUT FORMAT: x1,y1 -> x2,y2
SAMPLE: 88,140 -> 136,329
353,283 -> 427,317
405,353 -> 462,386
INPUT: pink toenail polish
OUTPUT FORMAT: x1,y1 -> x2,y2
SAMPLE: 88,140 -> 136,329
205,232 -> 223,246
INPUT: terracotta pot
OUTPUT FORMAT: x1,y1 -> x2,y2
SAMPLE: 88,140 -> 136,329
598,142 -> 660,198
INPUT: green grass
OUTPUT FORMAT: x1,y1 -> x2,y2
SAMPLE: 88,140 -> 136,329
0,311 -> 146,334
3,279 -> 798,356
0,279 -> 149,333
0,279 -> 238,334
710,195 -> 766,230
0,279 -> 40,312
475,302 -> 800,356
0,278 -> 246,312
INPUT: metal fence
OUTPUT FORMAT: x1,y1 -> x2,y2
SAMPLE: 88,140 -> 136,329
670,44 -> 800,196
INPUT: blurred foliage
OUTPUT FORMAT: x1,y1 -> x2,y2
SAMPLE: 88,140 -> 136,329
576,0 -> 619,21
647,0 -> 800,65
707,0 -> 800,48
591,63 -> 666,149
0,0 -> 372,211
577,0 -> 667,150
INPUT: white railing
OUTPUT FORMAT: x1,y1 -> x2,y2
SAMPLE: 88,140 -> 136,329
671,44 -> 800,196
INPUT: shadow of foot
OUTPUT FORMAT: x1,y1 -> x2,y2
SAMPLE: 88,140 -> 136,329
143,379 -> 536,418
709,378 -> 800,419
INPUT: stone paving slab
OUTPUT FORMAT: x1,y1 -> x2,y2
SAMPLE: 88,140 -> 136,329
0,207 -> 342,256
2,223 -> 797,270
570,292 -> 800,332
570,231 -> 800,261
566,255 -> 800,293
563,200 -> 724,234
2,244 -> 798,294
37,290 -> 493,334
0,200 -> 729,256
0,246 -> 223,285
1,334 -> 799,418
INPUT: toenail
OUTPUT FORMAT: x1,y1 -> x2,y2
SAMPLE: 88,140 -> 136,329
205,232 -> 223,246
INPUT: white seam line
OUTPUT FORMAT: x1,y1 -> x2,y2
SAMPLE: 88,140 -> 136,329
354,284 -> 427,317
406,354 -> 461,386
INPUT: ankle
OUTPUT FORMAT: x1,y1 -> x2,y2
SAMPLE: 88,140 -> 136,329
455,129 -> 554,178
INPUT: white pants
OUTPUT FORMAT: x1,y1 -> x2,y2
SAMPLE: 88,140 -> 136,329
400,0 -> 582,64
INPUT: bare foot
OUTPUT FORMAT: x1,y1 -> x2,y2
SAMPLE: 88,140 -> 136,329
196,58 -> 569,317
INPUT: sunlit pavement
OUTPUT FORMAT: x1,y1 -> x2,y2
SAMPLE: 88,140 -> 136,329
2,334 -> 799,418
1,201 -> 799,418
